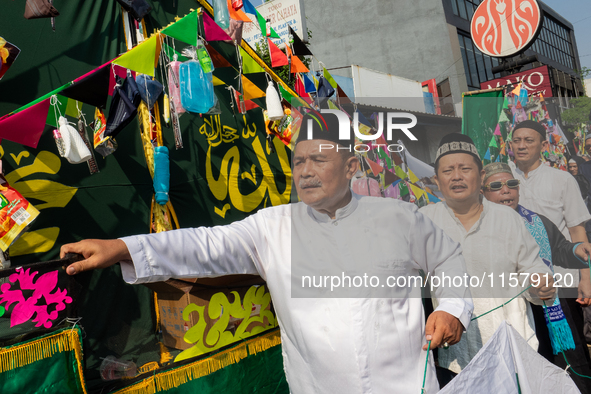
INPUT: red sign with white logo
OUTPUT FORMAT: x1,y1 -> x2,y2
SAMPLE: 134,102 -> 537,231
471,0 -> 542,58
480,65 -> 553,96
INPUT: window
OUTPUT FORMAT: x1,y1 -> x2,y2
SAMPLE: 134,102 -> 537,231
457,32 -> 501,89
451,0 -> 482,21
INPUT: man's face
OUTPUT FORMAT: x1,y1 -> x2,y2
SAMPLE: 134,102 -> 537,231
511,128 -> 547,166
483,172 -> 520,210
585,140 -> 591,155
568,162 -> 579,176
435,153 -> 484,204
293,140 -> 357,212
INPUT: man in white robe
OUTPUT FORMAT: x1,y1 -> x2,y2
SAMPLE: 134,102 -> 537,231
61,114 -> 473,393
421,133 -> 555,378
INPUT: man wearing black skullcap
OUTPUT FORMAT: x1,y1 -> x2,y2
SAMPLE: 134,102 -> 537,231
60,112 -> 474,393
510,121 -> 591,307
421,133 -> 554,383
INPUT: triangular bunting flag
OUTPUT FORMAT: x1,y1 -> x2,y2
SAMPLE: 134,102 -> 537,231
203,12 -> 233,42
213,75 -> 226,86
323,67 -> 338,89
303,74 -> 316,93
489,137 -> 498,148
0,98 -> 51,148
61,61 -> 112,108
242,0 -> 257,15
268,38 -> 288,67
65,97 -> 80,118
227,0 -> 251,22
493,124 -> 501,136
162,10 -> 200,45
242,75 -> 266,100
278,83 -> 295,104
484,148 -> 491,160
46,94 -> 69,128
391,151 -> 403,166
239,47 -> 265,74
112,33 -> 162,76
256,10 -> 280,38
285,45 -> 309,74
384,171 -> 401,188
288,25 -> 312,56
295,74 -> 308,98
512,83 -> 522,96
408,168 -> 419,184
207,45 -> 233,68
409,184 -> 425,200
365,158 -> 384,176
394,165 -> 407,180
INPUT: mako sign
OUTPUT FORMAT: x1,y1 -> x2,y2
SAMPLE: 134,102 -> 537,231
480,65 -> 553,96
306,110 -> 418,153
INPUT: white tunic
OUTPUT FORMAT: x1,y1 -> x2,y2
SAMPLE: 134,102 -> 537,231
511,161 -> 591,240
119,193 -> 473,393
511,161 -> 591,287
421,198 -> 553,374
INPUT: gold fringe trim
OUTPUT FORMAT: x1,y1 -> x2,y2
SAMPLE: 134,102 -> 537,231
154,291 -> 161,332
114,329 -> 281,394
137,361 -> 160,375
159,342 -> 173,365
246,329 -> 281,356
0,328 -> 87,394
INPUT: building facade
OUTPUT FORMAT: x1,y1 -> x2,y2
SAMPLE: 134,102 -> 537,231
302,0 -> 584,115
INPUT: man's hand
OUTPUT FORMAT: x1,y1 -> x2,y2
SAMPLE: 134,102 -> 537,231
60,239 -> 131,275
529,273 -> 555,300
577,269 -> 591,306
575,243 -> 591,262
422,311 -> 463,350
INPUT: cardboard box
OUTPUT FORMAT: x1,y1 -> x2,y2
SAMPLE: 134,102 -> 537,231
144,275 -> 272,350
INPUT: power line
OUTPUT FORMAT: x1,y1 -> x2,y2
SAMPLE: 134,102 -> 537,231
573,15 -> 591,24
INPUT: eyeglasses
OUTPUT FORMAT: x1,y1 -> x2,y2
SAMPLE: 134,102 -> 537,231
484,179 -> 520,191
483,179 -> 520,191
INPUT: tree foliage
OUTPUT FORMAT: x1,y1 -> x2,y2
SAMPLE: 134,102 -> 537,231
561,96 -> 591,125
253,30 -> 312,91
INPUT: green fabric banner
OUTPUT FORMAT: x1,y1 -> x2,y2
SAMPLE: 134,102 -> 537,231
461,91 -> 505,159
0,327 -> 86,394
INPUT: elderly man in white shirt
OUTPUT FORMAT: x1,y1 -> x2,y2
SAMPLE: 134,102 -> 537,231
509,120 -> 591,307
421,133 -> 555,378
61,114 -> 473,393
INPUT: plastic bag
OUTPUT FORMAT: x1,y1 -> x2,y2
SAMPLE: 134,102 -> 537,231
58,116 -> 91,164
0,174 -> 40,251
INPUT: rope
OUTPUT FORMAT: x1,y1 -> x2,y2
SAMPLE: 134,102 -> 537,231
471,284 -> 533,321
421,340 -> 431,393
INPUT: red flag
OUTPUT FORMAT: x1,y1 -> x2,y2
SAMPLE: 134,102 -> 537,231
268,38 -> 288,67
365,158 -> 384,176
0,98 -> 51,148
295,74 -> 308,97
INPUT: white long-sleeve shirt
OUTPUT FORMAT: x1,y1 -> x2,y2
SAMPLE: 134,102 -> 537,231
421,198 -> 553,374
120,193 -> 473,393
511,161 -> 591,288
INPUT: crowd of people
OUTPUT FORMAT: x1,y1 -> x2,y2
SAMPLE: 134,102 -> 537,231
60,115 -> 591,393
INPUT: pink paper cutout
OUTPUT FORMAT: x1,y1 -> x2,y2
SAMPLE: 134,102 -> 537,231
0,98 -> 51,148
0,268 -> 72,328
203,13 -> 233,42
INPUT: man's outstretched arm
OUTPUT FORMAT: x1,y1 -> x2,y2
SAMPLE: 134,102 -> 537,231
60,212 -> 273,283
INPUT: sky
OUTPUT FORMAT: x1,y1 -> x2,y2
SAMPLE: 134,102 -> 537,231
251,0 -> 591,73
541,0 -> 591,71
